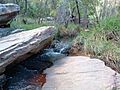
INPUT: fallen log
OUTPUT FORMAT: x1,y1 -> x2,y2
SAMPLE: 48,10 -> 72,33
0,26 -> 56,74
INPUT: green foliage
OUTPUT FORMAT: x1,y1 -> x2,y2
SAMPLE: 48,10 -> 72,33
74,16 -> 120,62
67,23 -> 80,31
11,22 -> 40,30
99,16 -> 120,31
55,22 -> 81,39
11,19 -> 51,30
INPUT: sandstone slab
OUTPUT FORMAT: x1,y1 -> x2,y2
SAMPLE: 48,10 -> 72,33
0,26 -> 55,74
43,56 -> 120,90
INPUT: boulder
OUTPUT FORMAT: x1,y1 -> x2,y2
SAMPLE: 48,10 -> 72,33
0,26 -> 56,74
0,3 -> 20,26
43,56 -> 120,90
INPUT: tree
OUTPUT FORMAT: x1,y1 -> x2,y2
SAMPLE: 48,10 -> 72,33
24,0 -> 27,15
75,0 -> 81,24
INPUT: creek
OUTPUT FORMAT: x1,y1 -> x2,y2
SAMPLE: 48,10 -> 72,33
4,40 -> 71,90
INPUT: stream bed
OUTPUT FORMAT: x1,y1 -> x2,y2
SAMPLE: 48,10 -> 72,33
4,40 -> 71,90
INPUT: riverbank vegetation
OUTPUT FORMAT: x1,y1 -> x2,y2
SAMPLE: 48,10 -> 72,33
70,16 -> 120,72
2,0 -> 120,72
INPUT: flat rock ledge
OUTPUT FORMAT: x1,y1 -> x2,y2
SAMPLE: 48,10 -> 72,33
0,26 -> 56,74
43,56 -> 120,90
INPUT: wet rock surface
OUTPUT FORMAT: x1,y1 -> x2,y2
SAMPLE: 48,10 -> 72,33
2,38 -> 120,90
4,39 -> 68,90
5,51 -> 51,90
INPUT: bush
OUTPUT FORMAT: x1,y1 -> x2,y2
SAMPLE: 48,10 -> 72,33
99,16 -> 120,31
56,23 -> 81,38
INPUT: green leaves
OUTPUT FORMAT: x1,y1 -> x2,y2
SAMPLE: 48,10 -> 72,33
100,16 -> 120,31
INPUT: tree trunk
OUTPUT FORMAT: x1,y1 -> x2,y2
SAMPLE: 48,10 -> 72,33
75,0 -> 81,24
83,4 -> 89,28
24,0 -> 27,15
71,7 -> 76,17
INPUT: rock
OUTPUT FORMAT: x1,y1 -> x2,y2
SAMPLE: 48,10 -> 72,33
43,56 -> 120,90
10,29 -> 24,34
0,3 -> 20,15
59,45 -> 71,55
46,17 -> 54,21
0,3 -> 20,26
40,52 -> 65,63
0,26 -> 56,75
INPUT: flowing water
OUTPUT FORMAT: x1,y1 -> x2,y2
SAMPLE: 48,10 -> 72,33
4,40 -> 70,90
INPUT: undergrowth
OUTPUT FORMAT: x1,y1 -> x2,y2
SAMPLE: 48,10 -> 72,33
72,16 -> 120,72
11,16 -> 53,30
